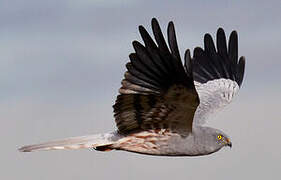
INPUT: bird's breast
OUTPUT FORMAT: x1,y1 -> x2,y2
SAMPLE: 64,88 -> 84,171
113,129 -> 197,156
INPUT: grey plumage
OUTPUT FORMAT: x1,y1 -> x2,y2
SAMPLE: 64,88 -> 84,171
19,18 -> 243,156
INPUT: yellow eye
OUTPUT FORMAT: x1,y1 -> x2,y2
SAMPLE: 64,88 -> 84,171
217,135 -> 222,140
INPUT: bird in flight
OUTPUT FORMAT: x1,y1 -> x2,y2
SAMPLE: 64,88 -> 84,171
19,18 -> 245,156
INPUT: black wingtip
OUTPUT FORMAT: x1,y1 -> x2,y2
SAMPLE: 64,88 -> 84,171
184,49 -> 192,76
240,56 -> 246,63
204,33 -> 216,53
217,27 -> 225,33
151,18 -> 158,26
132,40 -> 140,48
204,33 -> 212,40
237,56 -> 245,87
128,53 -> 136,60
230,30 -> 238,38
167,20 -> 181,61
216,28 -> 227,57
204,33 -> 211,47
193,47 -> 204,57
228,30 -> 238,66
168,21 -> 174,28
138,25 -> 145,32
217,28 -> 226,44
193,28 -> 245,86
151,18 -> 160,32
167,21 -> 175,36
217,28 -> 227,37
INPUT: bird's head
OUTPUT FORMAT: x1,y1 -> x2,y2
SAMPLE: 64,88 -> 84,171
204,128 -> 233,153
215,131 -> 232,148
194,127 -> 232,153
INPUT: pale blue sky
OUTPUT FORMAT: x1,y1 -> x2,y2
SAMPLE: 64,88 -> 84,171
1,0 -> 281,179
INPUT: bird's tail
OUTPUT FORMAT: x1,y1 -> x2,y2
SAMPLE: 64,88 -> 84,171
18,133 -> 118,152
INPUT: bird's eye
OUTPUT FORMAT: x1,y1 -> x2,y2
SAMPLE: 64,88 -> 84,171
217,135 -> 222,140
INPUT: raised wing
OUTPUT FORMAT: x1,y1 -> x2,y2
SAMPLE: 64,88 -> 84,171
113,18 -> 199,135
192,28 -> 245,125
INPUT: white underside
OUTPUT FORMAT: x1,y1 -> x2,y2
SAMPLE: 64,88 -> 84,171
193,78 -> 239,125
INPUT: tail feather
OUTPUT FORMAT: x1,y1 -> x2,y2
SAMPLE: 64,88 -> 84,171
18,133 -> 116,152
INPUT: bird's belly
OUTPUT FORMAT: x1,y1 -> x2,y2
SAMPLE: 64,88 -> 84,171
113,130 -> 200,156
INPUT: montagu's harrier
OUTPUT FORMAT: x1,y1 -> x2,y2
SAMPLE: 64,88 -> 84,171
19,18 -> 245,156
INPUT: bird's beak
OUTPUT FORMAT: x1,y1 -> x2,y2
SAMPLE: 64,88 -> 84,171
226,138 -> 232,148
227,142 -> 232,148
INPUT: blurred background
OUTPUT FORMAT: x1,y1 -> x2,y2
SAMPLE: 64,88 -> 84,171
1,0 -> 280,179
